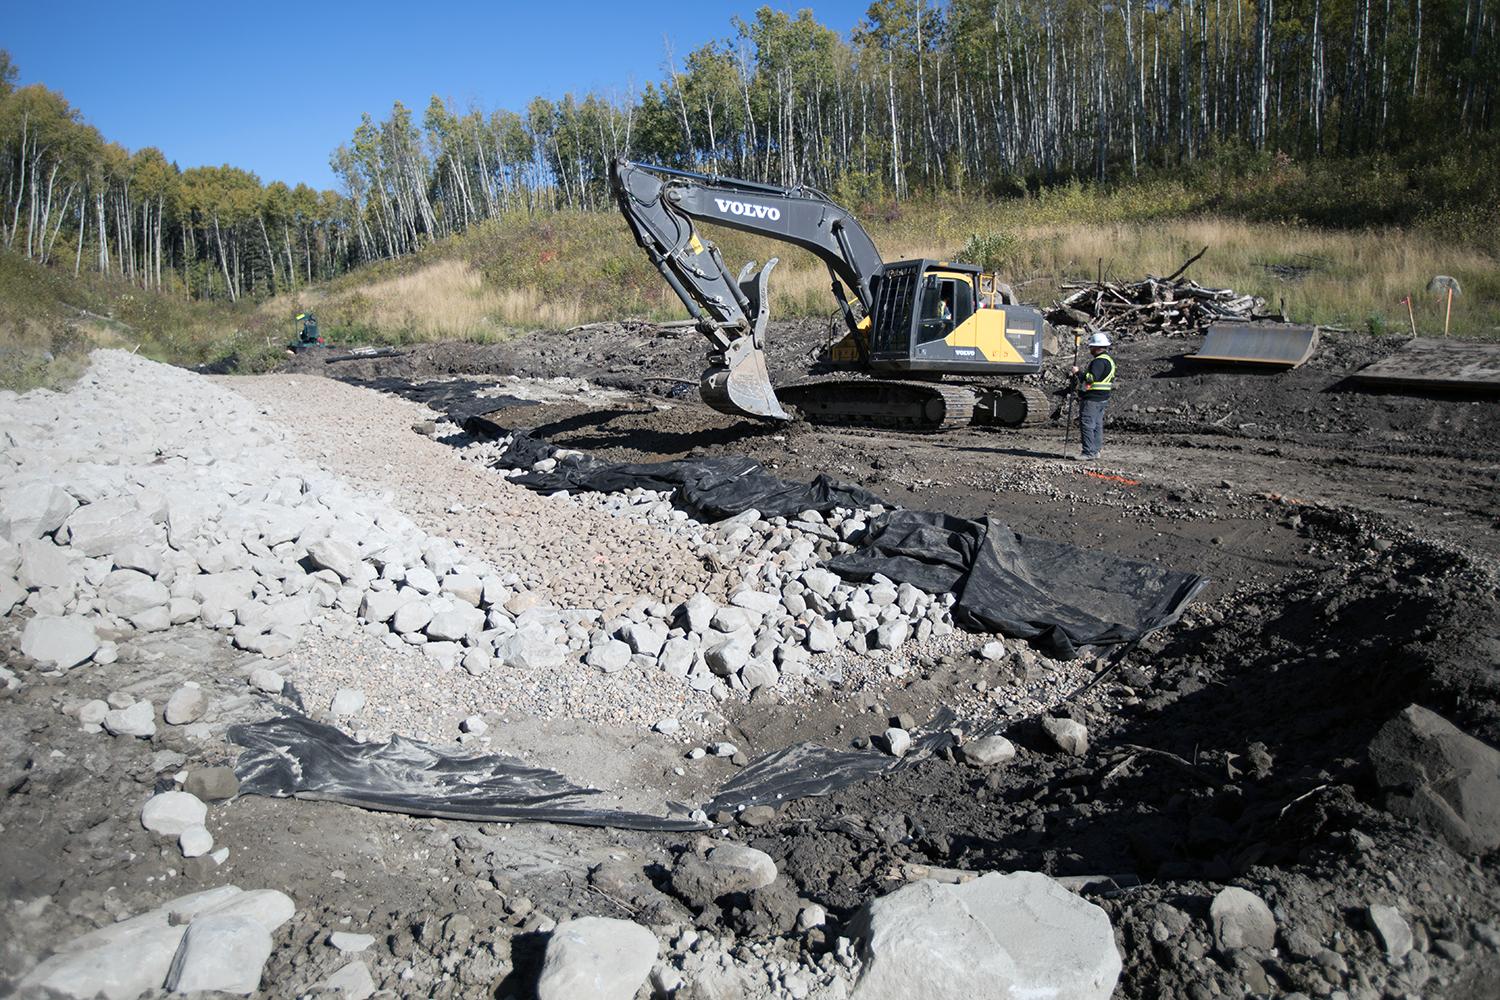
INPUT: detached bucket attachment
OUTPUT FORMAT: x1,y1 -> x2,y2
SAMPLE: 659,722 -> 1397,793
698,257 -> 790,422
1187,322 -> 1320,369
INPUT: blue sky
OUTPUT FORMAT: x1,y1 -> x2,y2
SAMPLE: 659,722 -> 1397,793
5,1 -> 866,191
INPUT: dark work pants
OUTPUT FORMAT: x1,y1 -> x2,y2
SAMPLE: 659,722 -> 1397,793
1079,395 -> 1109,457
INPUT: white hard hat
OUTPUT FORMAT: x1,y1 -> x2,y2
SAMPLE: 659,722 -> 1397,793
1086,331 -> 1112,348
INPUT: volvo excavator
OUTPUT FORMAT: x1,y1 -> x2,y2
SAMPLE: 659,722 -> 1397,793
610,158 -> 1051,431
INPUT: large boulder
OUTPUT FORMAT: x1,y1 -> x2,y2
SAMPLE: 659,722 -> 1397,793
849,872 -> 1121,1000
1369,704 -> 1500,854
17,909 -> 186,999
306,538 -> 362,582
0,483 -> 78,541
20,615 -> 99,669
498,626 -> 565,670
670,842 -> 779,908
192,570 -> 258,615
426,604 -> 485,642
164,914 -> 273,995
101,570 -> 170,617
18,539 -> 77,590
536,917 -> 658,1000
61,497 -> 157,557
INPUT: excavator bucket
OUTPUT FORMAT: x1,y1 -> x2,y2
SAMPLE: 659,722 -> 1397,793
701,345 -> 789,421
699,258 -> 791,421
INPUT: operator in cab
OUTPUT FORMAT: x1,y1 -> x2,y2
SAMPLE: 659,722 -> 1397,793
1070,331 -> 1116,460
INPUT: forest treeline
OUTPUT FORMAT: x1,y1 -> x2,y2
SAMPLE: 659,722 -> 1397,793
3,0 -> 1497,302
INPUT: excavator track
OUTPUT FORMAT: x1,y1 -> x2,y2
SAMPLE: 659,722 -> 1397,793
776,378 -> 1053,432
776,379 -> 979,432
973,383 -> 1053,428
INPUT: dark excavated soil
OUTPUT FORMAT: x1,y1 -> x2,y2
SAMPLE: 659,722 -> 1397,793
20,322 -> 1492,998
293,322 -> 1500,995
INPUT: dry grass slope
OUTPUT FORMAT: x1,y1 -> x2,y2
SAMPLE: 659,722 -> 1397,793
266,199 -> 1499,345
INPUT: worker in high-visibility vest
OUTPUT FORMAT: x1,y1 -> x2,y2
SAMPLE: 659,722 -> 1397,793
1070,331 -> 1116,459
295,312 -> 321,347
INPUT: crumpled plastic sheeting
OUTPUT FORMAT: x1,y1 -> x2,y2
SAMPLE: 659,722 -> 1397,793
229,715 -> 707,831
463,421 -> 881,519
232,713 -> 963,830
705,709 -> 959,814
831,509 -> 1210,659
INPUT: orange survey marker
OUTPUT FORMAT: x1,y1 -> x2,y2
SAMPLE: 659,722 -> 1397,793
1083,470 -> 1141,486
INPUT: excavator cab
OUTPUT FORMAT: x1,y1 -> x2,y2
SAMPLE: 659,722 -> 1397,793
867,261 -> 1044,376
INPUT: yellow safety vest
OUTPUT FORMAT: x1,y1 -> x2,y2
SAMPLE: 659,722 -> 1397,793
1083,353 -> 1116,393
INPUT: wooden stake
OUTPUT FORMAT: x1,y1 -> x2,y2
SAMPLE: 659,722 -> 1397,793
1404,296 -> 1417,338
1444,287 -> 1453,337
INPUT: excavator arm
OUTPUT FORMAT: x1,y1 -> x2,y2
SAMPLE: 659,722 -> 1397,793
610,159 -> 886,421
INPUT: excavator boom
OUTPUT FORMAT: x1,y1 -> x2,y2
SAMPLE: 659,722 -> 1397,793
610,159 -> 885,421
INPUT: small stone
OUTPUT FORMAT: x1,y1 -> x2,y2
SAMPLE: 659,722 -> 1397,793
426,605 -> 485,642
705,639 -> 749,677
141,790 -> 208,837
883,727 -> 912,758
330,688 -> 366,717
392,601 -> 434,635
183,766 -> 239,802
740,658 -> 777,691
461,648 -> 491,676
1042,716 -> 1089,756
979,640 -> 1005,660
1367,904 -> 1413,960
959,735 -> 1017,767
179,826 -> 214,858
738,805 -> 777,827
680,593 -> 717,633
323,960 -> 376,1000
703,843 -> 778,889
653,718 -> 680,736
248,667 -> 283,693
711,741 -> 739,757
164,685 -> 208,725
797,904 -> 827,931
1210,886 -> 1277,952
461,715 -> 488,735
103,700 -> 156,738
328,931 -> 376,952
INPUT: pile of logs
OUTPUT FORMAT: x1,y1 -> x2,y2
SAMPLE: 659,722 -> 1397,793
1046,247 -> 1274,338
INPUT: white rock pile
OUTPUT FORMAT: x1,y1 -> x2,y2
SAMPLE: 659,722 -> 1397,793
3,352 -> 971,731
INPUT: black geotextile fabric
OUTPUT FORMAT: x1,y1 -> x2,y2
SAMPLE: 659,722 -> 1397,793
466,419 -> 1209,659
228,715 -> 707,831
830,509 -> 1211,659
231,712 -> 961,830
705,709 -> 959,814
471,425 -> 882,520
